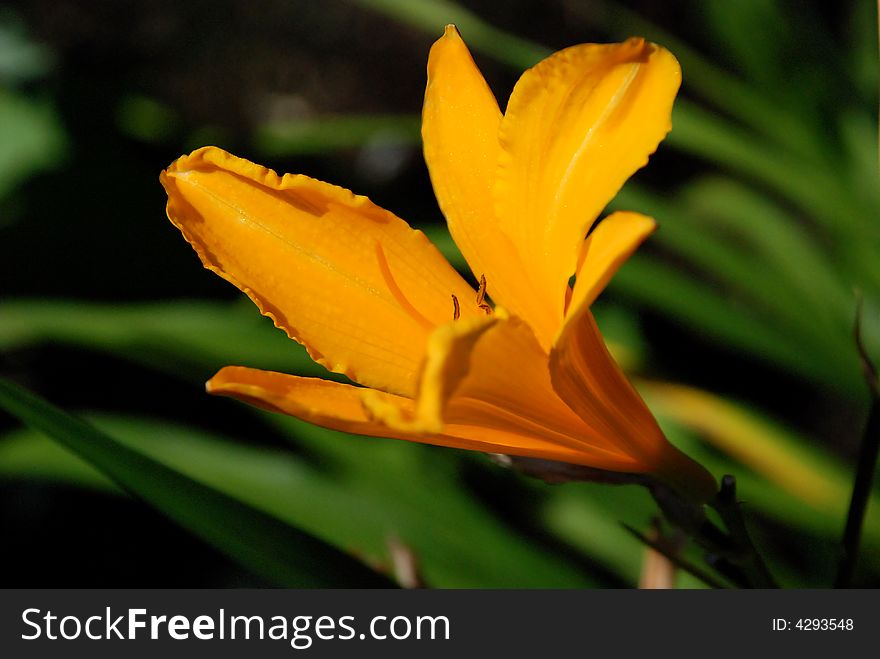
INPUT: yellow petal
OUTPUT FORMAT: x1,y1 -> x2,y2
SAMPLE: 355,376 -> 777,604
364,308 -> 642,469
565,211 -> 656,323
161,146 -> 477,397
549,308 -> 716,502
363,312 -> 500,433
207,366 -> 398,434
422,26 -> 552,339
207,366 -> 629,466
446,313 -> 642,469
495,38 -> 680,335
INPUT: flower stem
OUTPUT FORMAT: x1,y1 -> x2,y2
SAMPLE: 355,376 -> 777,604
495,455 -> 779,587
834,304 -> 880,587
835,399 -> 880,587
708,475 -> 778,588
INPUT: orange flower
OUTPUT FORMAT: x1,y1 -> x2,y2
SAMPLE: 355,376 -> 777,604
160,26 -> 715,503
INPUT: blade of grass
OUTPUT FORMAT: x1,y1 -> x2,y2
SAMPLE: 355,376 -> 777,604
642,388 -> 880,566
0,377 -> 393,587
675,177 -> 852,320
0,299 -> 326,381
608,256 -> 844,387
254,114 -> 420,157
613,185 -> 850,363
0,411 -> 602,587
668,101 -> 866,237
347,0 -> 550,69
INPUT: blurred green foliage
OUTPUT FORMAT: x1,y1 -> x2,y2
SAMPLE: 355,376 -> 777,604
0,13 -> 65,214
1,0 -> 878,587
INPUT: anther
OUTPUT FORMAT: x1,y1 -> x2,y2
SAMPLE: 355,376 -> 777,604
475,274 -> 487,306
475,274 -> 492,314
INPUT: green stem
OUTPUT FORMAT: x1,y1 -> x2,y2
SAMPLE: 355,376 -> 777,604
835,305 -> 880,587
497,456 -> 778,587
621,522 -> 729,589
709,475 -> 778,588
835,399 -> 880,587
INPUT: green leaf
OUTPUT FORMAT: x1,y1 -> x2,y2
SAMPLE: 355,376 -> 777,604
0,409 -> 603,587
116,94 -> 179,144
255,114 -> 420,157
0,377 -> 393,587
0,88 -> 66,206
614,184 -> 847,357
614,181 -> 862,392
0,299 -> 325,381
0,11 -> 54,84
641,381 -> 880,545
347,0 -> 549,69
243,413 -> 603,587
667,101 -> 860,234
609,256 -> 824,380
676,177 -> 850,320
0,426 -> 115,490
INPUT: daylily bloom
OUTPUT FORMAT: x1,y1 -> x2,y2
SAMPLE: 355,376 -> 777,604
160,26 -> 715,502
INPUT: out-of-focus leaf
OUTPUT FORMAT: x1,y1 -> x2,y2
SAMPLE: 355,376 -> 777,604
348,0 -> 549,69
639,384 -> 880,574
255,114 -> 419,157
642,381 -> 879,522
660,423 -> 877,587
667,102 -> 860,234
0,299 -> 324,381
0,378 -> 393,587
250,413 -> 602,587
0,427 -> 115,490
838,110 -> 880,211
0,12 -> 53,84
0,89 -> 66,204
0,410 -> 602,587
116,95 -> 179,144
699,0 -> 787,93
608,256 -> 830,381
541,483 -> 706,588
676,177 -> 851,320
849,0 -> 880,103
614,185 -> 846,362
615,180 -> 864,393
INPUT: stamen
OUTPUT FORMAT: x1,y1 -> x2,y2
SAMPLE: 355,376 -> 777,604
474,274 -> 492,314
451,294 -> 460,321
475,274 -> 487,306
